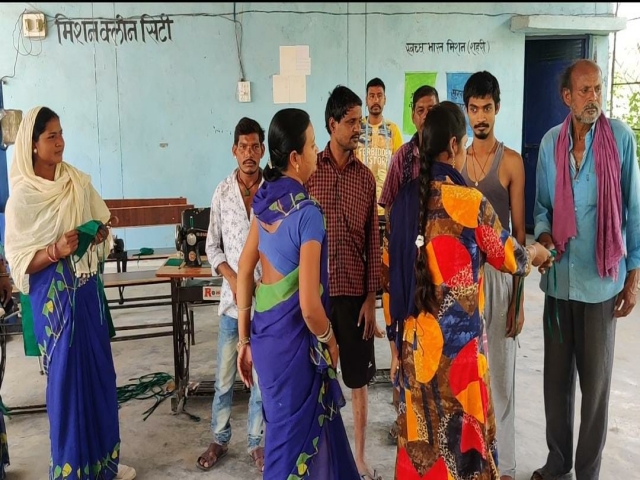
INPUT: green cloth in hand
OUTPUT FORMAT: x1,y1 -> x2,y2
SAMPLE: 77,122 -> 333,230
74,220 -> 103,259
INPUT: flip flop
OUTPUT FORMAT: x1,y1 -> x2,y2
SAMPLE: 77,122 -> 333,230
249,446 -> 265,473
360,470 -> 383,480
115,464 -> 136,480
387,420 -> 399,444
196,442 -> 228,471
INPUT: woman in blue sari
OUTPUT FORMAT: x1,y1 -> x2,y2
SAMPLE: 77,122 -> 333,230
235,108 -> 360,479
4,107 -> 135,480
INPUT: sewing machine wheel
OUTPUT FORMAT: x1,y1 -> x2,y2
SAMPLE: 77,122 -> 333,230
174,225 -> 183,252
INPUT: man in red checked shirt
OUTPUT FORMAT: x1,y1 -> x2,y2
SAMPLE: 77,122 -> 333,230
306,85 -> 384,480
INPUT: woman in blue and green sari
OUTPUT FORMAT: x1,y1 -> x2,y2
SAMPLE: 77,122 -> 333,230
4,106 -> 135,480
236,108 -> 360,479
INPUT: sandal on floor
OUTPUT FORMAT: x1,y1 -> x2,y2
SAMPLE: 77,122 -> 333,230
360,470 -> 383,480
196,442 -> 228,471
387,420 -> 399,444
249,446 -> 265,473
116,464 -> 136,480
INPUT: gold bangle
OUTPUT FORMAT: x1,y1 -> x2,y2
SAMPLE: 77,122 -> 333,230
237,306 -> 252,312
236,338 -> 250,352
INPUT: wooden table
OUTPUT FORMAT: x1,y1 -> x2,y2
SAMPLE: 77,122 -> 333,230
102,270 -> 172,310
106,246 -> 179,274
156,258 -> 224,415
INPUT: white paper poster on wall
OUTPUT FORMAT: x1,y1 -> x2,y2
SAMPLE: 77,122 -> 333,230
273,75 -> 289,104
279,45 -> 311,76
273,74 -> 307,104
295,46 -> 311,75
274,45 -> 310,104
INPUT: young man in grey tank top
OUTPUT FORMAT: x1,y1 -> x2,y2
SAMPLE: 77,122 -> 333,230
462,71 -> 527,480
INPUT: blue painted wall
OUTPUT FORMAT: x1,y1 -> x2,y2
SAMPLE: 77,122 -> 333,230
0,2 -> 613,249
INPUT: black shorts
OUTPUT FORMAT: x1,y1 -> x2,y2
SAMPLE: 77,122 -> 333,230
328,295 -> 376,389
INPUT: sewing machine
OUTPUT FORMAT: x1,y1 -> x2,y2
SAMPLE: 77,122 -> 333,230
175,207 -> 210,267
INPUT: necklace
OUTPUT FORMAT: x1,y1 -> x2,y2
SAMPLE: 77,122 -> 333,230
470,141 -> 497,187
237,171 -> 261,197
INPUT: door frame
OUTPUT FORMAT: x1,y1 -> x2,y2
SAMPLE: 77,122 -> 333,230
521,34 -> 591,233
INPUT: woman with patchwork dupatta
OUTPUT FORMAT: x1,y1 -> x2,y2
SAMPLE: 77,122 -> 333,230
388,102 -> 553,479
4,106 -> 135,480
236,108 -> 360,479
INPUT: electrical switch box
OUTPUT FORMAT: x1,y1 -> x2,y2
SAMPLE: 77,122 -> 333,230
22,12 -> 47,39
237,81 -> 251,103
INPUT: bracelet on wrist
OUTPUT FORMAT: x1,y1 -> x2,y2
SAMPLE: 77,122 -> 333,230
317,322 -> 334,344
236,337 -> 250,352
46,245 -> 57,263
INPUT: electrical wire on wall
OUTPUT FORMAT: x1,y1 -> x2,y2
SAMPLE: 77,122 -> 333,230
0,8 -> 44,82
609,2 -> 620,117
27,7 -> 621,24
233,3 -> 245,82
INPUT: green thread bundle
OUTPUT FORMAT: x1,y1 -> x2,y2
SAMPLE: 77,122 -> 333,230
116,372 -> 174,421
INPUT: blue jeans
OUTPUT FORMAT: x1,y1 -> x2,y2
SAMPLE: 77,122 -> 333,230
210,314 -> 264,452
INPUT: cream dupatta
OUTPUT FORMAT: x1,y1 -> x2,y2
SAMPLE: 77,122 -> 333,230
4,106 -> 111,294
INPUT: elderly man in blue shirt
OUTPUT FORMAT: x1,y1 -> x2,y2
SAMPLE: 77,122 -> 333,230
532,59 -> 640,480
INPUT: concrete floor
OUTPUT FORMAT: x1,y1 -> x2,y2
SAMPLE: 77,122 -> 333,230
1,258 -> 639,479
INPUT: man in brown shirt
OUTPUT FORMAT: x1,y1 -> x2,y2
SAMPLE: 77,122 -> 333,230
305,85 -> 383,480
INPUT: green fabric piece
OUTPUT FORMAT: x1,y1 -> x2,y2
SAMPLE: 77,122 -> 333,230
254,267 -> 323,313
138,248 -> 154,256
164,258 -> 182,267
75,220 -> 116,338
0,394 -> 10,415
255,267 -> 300,313
97,275 -> 116,339
19,293 -> 39,357
75,220 -> 103,259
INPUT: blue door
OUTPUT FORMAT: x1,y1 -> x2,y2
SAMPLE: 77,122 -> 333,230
522,37 -> 588,232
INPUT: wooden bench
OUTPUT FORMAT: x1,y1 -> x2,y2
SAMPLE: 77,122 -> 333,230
104,197 -> 193,270
103,197 -> 194,301
105,197 -> 192,228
